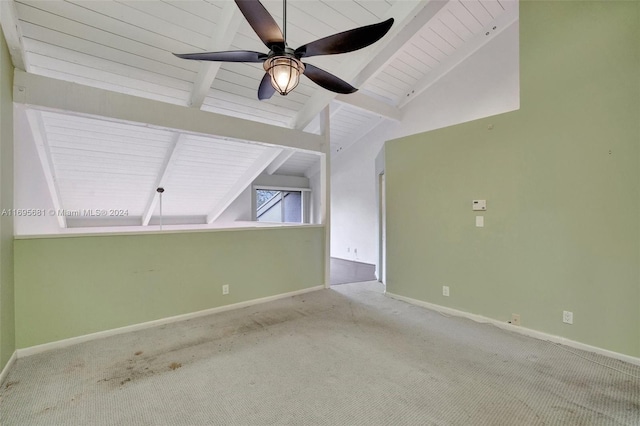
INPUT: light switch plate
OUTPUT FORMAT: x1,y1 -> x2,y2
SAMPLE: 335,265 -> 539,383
476,216 -> 484,227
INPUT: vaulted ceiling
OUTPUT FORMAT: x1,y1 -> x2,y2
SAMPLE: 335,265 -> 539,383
2,0 -> 518,230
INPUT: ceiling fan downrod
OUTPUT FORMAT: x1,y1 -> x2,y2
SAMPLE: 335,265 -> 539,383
283,0 -> 287,45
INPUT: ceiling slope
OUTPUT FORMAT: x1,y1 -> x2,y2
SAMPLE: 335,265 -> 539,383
3,0 -> 519,230
22,109 -> 319,228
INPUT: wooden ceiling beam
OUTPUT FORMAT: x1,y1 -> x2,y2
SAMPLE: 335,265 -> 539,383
290,0 -> 447,131
334,92 -> 402,121
206,148 -> 283,223
188,2 -> 243,109
13,70 -> 325,153
23,108 -> 66,228
141,133 -> 184,226
265,149 -> 295,175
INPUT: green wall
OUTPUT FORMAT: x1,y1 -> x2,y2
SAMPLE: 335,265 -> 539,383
386,1 -> 640,357
0,31 -> 16,370
15,227 -> 324,348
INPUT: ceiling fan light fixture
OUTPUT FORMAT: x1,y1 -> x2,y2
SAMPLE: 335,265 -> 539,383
174,0 -> 394,99
263,56 -> 305,96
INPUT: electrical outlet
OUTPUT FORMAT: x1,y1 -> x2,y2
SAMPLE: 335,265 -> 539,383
442,286 -> 450,297
222,284 -> 229,295
511,314 -> 521,326
347,247 -> 350,253
563,310 -> 573,324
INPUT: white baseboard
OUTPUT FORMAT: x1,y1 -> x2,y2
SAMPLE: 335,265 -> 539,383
17,285 -> 324,358
386,291 -> 640,367
0,350 -> 17,385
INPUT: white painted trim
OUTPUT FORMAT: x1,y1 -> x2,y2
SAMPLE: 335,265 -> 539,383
17,286 -> 325,358
385,292 -> 640,367
0,351 -> 17,386
319,107 -> 331,289
14,223 -> 324,240
254,186 -> 310,192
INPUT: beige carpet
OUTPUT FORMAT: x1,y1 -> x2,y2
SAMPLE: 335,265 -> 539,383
1,281 -> 638,425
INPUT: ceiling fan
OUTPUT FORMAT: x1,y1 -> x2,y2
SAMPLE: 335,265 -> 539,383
174,0 -> 394,100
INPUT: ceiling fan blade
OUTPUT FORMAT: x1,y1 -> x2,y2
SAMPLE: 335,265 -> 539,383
173,50 -> 267,63
258,73 -> 276,100
235,0 -> 285,50
303,63 -> 357,94
295,18 -> 394,58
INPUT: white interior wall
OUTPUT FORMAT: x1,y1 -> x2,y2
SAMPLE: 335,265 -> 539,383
331,121 -> 394,264
309,169 -> 322,225
214,186 -> 252,223
397,22 -> 521,140
13,106 -> 59,235
330,21 -> 520,266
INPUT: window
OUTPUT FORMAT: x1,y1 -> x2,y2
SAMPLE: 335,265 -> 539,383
256,189 -> 308,223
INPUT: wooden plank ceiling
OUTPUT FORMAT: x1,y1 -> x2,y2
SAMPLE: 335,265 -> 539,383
4,0 -> 517,229
32,109 -> 319,227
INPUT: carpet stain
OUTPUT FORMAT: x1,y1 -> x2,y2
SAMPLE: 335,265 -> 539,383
2,282 -> 640,425
4,381 -> 19,390
63,360 -> 85,374
97,308 -> 304,388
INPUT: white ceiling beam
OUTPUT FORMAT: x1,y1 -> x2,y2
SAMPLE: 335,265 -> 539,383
305,101 -> 344,136
141,133 -> 183,226
24,108 -> 66,228
304,160 -> 321,179
0,0 -> 28,71
334,92 -> 402,122
291,0 -> 447,130
206,148 -> 283,223
188,3 -> 243,108
265,149 -> 295,175
13,70 -> 325,153
351,0 -> 448,90
399,4 -> 519,108
303,102 -> 332,178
